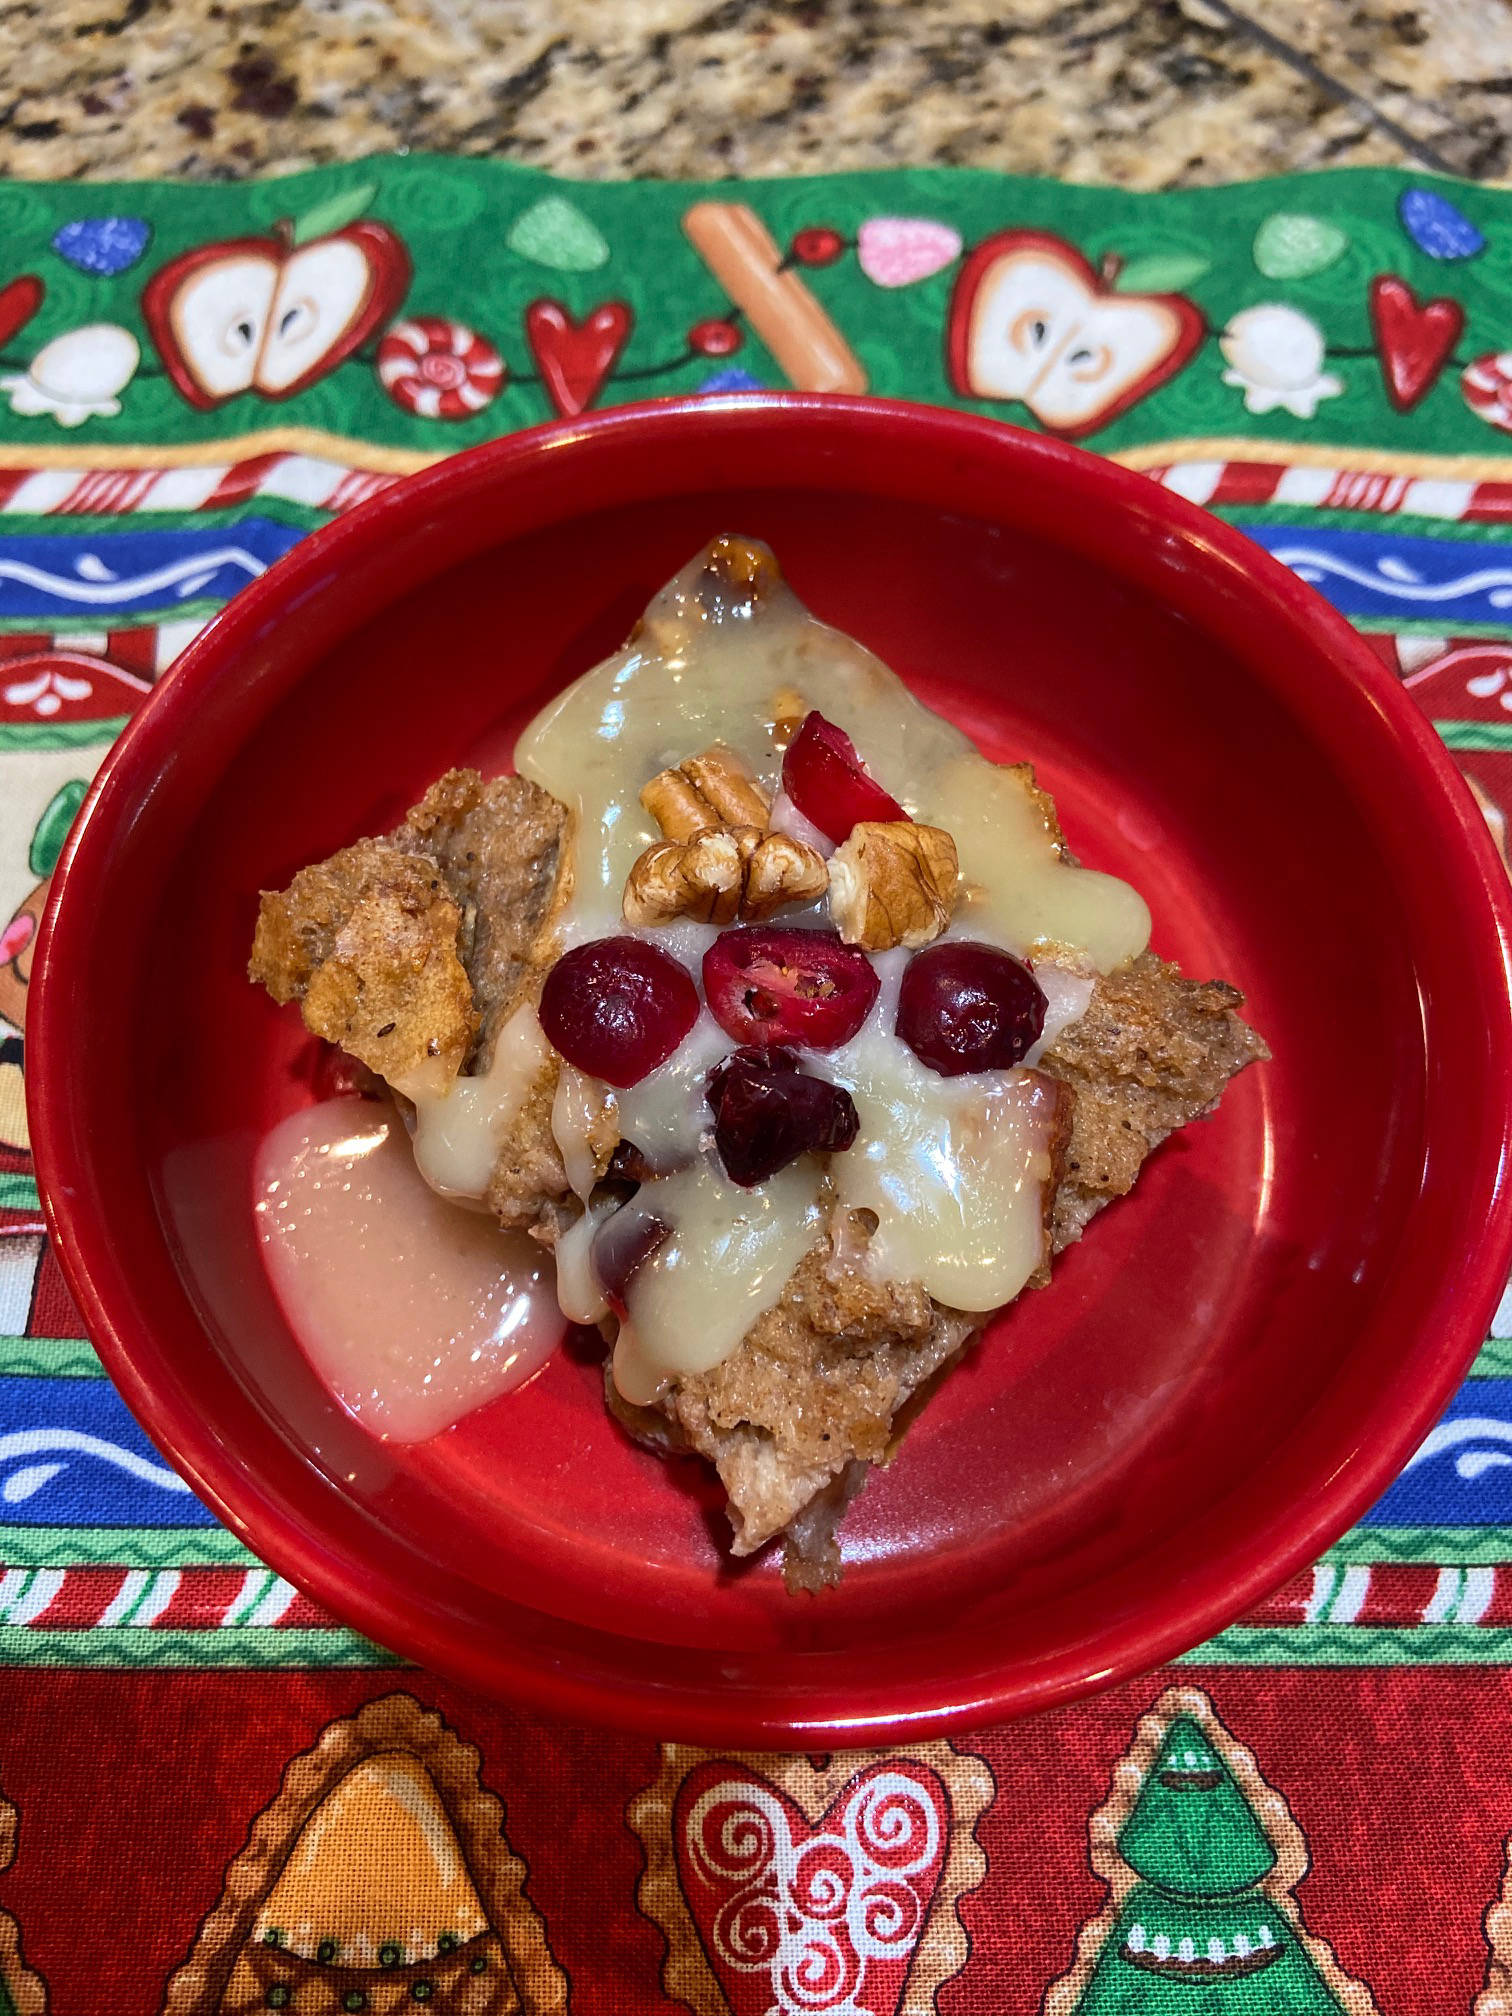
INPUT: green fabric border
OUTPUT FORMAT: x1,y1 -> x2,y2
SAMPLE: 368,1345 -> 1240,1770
1474,1335 -> 1512,1377
0,1334 -> 103,1377
0,500 -> 331,539
1437,720 -> 1512,749
0,1526 -> 260,1568
0,1174 -> 41,1211
0,600 -> 221,637
1324,1526 -> 1512,1566
0,715 -> 126,751
1363,618 -> 1512,639
0,158 -> 1509,458
1186,1625 -> 1512,1665
0,1628 -> 397,1670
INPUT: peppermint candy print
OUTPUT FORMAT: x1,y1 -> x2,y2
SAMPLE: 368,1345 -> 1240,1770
376,316 -> 505,419
1463,352 -> 1512,434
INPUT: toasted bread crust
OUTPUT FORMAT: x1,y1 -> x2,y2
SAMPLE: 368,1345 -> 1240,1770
250,838 -> 480,1090
251,768 -> 573,1229
392,769 -> 571,1072
1041,950 -> 1270,1249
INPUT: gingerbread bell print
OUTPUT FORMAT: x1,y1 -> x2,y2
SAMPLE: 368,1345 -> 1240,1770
160,1695 -> 568,2015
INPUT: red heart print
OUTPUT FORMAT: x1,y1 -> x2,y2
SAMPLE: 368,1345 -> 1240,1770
0,275 -> 43,353
525,298 -> 632,417
673,1758 -> 950,2016
1369,274 -> 1464,411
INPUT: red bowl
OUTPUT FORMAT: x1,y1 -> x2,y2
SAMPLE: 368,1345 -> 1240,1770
30,396 -> 1512,1742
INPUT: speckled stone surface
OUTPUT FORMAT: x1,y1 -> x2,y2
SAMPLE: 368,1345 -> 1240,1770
0,0 -> 1506,187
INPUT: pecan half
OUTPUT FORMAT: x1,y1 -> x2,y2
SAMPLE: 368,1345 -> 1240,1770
624,826 -> 827,927
641,741 -> 770,839
827,820 -> 959,951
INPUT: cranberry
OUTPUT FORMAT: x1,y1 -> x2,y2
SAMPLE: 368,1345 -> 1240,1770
591,1205 -> 671,1318
781,710 -> 907,844
896,941 -> 1047,1077
702,926 -> 879,1051
708,1046 -> 859,1187
539,937 -> 698,1088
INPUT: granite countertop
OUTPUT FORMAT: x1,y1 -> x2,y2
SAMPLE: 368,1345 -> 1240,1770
0,0 -> 1506,189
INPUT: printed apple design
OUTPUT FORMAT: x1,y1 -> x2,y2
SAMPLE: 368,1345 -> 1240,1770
142,217 -> 411,408
946,228 -> 1204,437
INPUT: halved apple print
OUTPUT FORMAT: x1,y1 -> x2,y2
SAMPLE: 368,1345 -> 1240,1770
946,228 -> 1205,437
144,237 -> 278,406
142,218 -> 411,409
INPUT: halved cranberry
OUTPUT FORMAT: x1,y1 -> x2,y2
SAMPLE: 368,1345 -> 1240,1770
702,926 -> 879,1050
539,937 -> 698,1087
708,1046 -> 859,1187
896,940 -> 1047,1077
591,1205 -> 671,1318
781,709 -> 907,844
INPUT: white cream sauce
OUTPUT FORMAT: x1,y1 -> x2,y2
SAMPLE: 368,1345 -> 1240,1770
554,1194 -> 615,1325
821,951 -> 1061,1311
609,1158 -> 827,1405
410,1002 -> 551,1202
552,1061 -> 616,1202
254,1097 -> 561,1441
400,541 -> 1152,1403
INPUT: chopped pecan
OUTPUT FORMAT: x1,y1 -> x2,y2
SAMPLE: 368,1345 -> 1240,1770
745,829 -> 830,917
827,820 -> 959,951
638,769 -> 712,843
624,826 -> 826,927
641,741 -> 770,839
770,684 -> 807,756
625,829 -> 750,926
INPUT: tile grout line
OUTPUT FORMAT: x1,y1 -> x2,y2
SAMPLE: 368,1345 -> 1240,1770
1196,0 -> 1467,181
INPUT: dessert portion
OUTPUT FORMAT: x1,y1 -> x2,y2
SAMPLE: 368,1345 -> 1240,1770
251,535 -> 1265,1588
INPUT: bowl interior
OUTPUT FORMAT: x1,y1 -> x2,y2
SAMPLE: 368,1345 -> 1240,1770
41,407 -> 1512,1739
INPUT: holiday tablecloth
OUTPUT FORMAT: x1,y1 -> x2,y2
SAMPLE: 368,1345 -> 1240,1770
4,155 -> 1512,2013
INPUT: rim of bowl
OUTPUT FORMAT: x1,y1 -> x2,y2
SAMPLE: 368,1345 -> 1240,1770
29,394 -> 1512,1742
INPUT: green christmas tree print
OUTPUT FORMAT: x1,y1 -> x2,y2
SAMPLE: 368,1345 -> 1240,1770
1042,1689 -> 1380,2016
